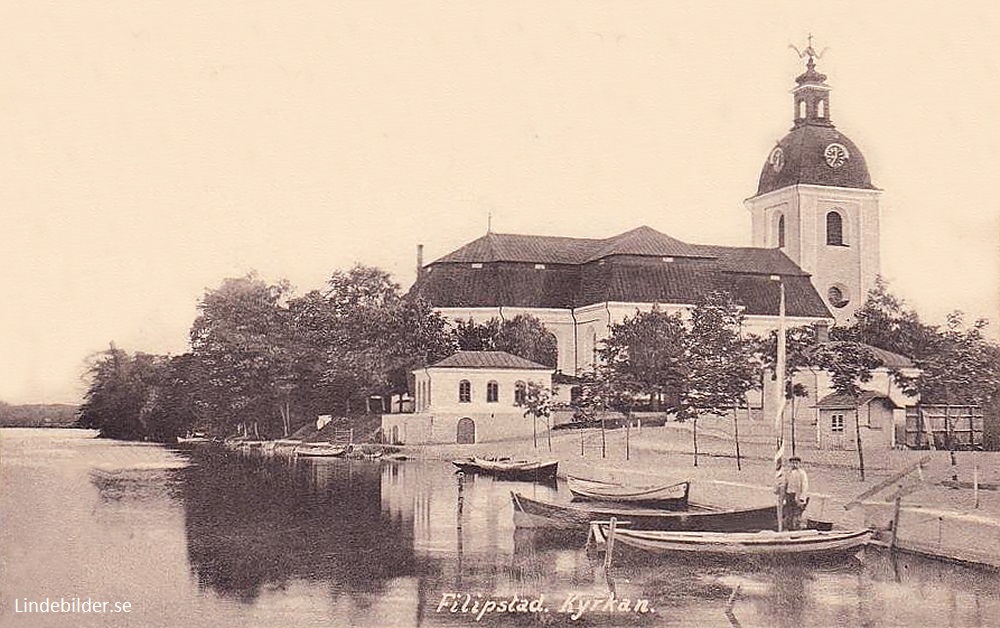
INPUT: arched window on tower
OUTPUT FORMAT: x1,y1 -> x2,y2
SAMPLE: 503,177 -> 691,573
826,211 -> 844,246
798,100 -> 807,119
777,214 -> 786,248
817,99 -> 826,118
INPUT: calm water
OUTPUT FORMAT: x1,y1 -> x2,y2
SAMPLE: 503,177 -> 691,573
2,429 -> 999,628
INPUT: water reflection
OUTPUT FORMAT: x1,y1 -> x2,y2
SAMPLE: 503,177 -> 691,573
2,430 -> 999,628
179,447 -> 415,604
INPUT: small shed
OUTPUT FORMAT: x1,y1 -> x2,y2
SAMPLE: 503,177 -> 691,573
814,390 -> 901,450
381,351 -> 554,445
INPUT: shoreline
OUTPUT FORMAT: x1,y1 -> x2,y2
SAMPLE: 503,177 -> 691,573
393,424 -> 1000,569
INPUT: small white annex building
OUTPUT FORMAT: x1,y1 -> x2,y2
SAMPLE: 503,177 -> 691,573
381,351 -> 553,445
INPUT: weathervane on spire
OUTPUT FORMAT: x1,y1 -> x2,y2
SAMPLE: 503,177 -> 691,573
789,34 -> 828,66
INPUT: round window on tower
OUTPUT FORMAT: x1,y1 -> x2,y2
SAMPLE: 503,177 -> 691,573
827,285 -> 850,309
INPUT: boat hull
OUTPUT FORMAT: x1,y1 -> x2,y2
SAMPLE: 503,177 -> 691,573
453,458 -> 558,482
592,525 -> 871,559
511,492 -> 778,532
567,476 -> 690,509
294,444 -> 348,457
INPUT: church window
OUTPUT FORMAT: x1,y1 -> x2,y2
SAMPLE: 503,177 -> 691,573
798,100 -> 806,119
817,99 -> 825,118
826,211 -> 844,246
459,380 -> 471,403
486,380 -> 499,403
777,214 -> 786,248
828,285 -> 850,309
514,381 -> 526,405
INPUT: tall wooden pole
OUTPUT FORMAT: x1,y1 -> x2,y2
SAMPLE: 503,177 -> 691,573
773,278 -> 787,532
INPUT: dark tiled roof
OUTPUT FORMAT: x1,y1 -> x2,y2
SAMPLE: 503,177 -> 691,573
689,245 -> 810,276
431,351 -> 552,370
816,390 -> 898,410
412,227 -> 833,319
583,226 -> 705,262
434,232 -> 600,265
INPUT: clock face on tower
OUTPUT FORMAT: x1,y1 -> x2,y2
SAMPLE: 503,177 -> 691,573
768,147 -> 785,173
824,143 -> 850,168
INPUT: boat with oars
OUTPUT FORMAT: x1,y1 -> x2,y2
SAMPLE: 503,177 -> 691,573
567,475 -> 690,509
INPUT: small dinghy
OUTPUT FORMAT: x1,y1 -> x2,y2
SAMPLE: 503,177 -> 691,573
567,475 -> 690,509
294,442 -> 348,457
451,457 -> 558,481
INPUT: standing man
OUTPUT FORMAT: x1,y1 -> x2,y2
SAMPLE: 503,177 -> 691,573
781,456 -> 810,530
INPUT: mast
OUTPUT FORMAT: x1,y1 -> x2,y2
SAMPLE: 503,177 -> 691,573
772,276 -> 787,531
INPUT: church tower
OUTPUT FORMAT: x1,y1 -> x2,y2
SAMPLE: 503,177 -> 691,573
745,41 -> 881,326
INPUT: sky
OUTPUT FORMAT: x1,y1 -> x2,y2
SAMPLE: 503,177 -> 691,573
2,2 -> 998,404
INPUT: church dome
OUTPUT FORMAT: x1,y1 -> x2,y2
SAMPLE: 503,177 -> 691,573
756,124 -> 875,196
754,52 -> 876,197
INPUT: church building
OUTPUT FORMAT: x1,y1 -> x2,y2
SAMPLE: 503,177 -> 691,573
412,48 -> 880,378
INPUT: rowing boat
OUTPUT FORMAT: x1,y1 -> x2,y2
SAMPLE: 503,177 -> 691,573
590,523 -> 871,559
452,457 -> 558,481
511,491 -> 778,532
294,442 -> 348,457
567,475 -> 690,509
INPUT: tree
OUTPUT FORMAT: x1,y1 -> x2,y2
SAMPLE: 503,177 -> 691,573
453,314 -> 557,368
685,292 -> 758,469
189,273 -> 293,437
750,325 -> 818,456
686,292 -> 758,415
597,308 -> 689,415
832,277 -> 938,359
522,381 -> 556,451
810,341 -> 883,480
77,345 -> 180,441
917,312 -> 1000,407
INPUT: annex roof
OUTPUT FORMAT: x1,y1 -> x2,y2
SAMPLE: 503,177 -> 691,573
813,341 -> 915,369
815,390 -> 898,410
429,351 -> 552,371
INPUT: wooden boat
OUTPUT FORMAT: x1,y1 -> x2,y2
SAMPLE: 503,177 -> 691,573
567,475 -> 690,509
511,491 -> 778,532
452,457 -> 558,481
294,442 -> 348,457
590,523 -> 871,559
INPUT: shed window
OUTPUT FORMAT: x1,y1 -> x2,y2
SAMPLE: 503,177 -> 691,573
486,380 -> 499,403
514,381 -> 526,406
831,413 -> 845,432
459,380 -> 471,403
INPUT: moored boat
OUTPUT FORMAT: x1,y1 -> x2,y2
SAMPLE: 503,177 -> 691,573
511,491 -> 778,532
294,442 -> 348,457
590,523 -> 871,559
567,475 -> 690,509
452,457 -> 558,481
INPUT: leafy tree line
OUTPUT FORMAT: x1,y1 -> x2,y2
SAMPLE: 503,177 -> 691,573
78,266 -> 558,441
572,281 -> 1000,427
